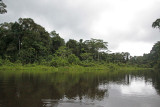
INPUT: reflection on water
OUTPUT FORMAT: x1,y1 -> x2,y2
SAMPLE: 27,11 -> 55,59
121,77 -> 155,96
0,70 -> 160,107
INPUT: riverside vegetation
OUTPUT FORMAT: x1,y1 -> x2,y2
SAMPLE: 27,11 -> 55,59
0,18 -> 160,72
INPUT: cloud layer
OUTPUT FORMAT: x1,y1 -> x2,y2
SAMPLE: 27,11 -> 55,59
1,0 -> 160,56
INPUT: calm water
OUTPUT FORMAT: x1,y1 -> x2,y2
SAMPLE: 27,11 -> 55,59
0,70 -> 160,107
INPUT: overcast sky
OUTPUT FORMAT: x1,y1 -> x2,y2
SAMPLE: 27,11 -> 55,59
1,0 -> 160,56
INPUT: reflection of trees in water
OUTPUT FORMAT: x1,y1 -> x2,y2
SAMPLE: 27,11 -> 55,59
0,70 -> 160,107
0,72 -> 109,107
65,77 -> 108,100
126,71 -> 160,95
149,71 -> 160,95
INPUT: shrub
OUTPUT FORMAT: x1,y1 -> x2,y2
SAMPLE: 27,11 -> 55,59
154,61 -> 160,69
0,58 -> 2,66
79,61 -> 95,67
3,59 -> 14,66
39,59 -> 49,66
107,63 -> 118,71
46,55 -> 54,62
68,54 -> 80,64
15,60 -> 22,66
80,53 -> 93,61
50,56 -> 69,67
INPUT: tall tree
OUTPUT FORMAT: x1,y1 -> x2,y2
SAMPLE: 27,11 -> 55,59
50,31 -> 65,54
18,18 -> 51,63
66,39 -> 78,56
0,18 -> 51,63
0,22 -> 17,61
150,41 -> 160,67
84,38 -> 108,61
152,18 -> 160,29
0,0 -> 7,14
152,18 -> 160,68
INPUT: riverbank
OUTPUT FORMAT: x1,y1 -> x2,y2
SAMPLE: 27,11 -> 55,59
0,63 -> 152,73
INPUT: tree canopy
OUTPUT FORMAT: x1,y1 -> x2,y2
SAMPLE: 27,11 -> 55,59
0,18 -> 136,66
152,18 -> 160,29
0,0 -> 7,14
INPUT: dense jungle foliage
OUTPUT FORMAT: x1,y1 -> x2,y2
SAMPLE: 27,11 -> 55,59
0,18 -> 159,69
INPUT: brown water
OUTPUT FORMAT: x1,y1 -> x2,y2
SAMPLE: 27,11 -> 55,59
0,70 -> 160,107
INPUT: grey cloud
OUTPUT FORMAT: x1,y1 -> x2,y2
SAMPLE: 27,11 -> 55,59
1,0 -> 160,55
2,0 -> 108,38
106,1 -> 160,50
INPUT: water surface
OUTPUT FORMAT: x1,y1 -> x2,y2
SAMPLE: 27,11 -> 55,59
0,70 -> 160,107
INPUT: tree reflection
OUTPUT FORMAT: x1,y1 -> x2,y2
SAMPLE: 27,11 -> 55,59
0,72 -> 109,107
0,70 -> 160,107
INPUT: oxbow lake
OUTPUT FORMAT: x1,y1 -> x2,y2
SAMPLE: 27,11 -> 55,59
0,70 -> 160,107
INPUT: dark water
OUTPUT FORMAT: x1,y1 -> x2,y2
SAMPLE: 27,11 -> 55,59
0,70 -> 160,107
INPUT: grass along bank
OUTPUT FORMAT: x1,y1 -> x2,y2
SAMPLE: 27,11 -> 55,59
0,62 -> 152,73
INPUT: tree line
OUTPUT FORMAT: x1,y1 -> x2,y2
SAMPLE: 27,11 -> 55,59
1,0 -> 160,68
0,18 -> 160,68
0,18 -> 132,66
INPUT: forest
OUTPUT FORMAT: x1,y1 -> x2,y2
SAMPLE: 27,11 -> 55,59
0,18 -> 160,69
